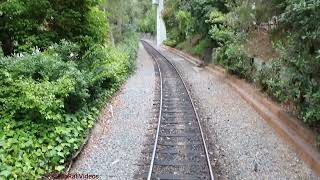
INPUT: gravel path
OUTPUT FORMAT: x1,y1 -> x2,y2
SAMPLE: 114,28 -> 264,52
159,47 -> 318,179
71,42 -> 155,179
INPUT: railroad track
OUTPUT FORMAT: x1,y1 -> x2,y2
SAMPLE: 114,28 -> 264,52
136,40 -> 214,180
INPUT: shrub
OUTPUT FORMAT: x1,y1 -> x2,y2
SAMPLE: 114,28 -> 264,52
0,46 -> 3,57
226,2 -> 256,30
302,89 -> 320,123
0,105 -> 99,179
256,60 -> 287,102
206,9 -> 235,46
162,0 -> 181,42
191,38 -> 212,57
176,40 -> 191,51
138,6 -> 156,34
278,45 -> 320,123
161,0 -> 320,130
0,0 -> 108,55
46,40 -> 81,62
275,1 -> 320,124
0,52 -> 81,121
279,0 -> 320,50
215,41 -> 255,81
176,10 -> 196,40
0,50 -> 86,178
163,39 -> 178,47
0,35 -> 138,178
117,33 -> 139,73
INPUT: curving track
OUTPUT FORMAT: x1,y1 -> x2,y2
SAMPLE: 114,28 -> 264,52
136,40 -> 214,180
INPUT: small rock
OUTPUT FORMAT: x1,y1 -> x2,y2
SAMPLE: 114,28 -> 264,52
111,159 -> 120,165
254,163 -> 258,172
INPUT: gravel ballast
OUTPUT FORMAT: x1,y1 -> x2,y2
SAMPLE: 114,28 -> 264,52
159,47 -> 318,179
70,42 -> 155,179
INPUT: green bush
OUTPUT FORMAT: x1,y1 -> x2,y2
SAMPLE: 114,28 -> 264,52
274,0 -> 320,123
0,47 -> 3,58
0,0 -> 108,55
256,60 -> 287,102
0,52 -> 83,178
162,0 -> 181,43
117,33 -> 139,73
0,35 -> 138,178
191,38 -> 212,57
226,1 -> 256,30
0,0 -> 140,177
176,10 -> 196,40
162,1 -> 199,45
162,0 -> 320,128
176,40 -> 192,51
278,45 -> 320,123
163,39 -> 178,47
0,52 -> 84,119
206,9 -> 235,47
302,88 -> 320,123
163,0 -> 228,46
215,41 -> 255,81
46,40 -> 81,62
138,6 -> 156,34
208,8 -> 255,80
215,0 -> 320,125
279,0 -> 320,50
0,104 -> 99,179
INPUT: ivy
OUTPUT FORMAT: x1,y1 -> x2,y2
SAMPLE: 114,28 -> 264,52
0,34 -> 138,179
0,0 -> 140,178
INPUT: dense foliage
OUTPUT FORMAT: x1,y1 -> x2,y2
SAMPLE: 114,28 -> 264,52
163,0 -> 320,126
0,0 -> 108,55
0,0 -> 139,178
137,0 -> 156,34
105,0 -> 140,43
0,39 -> 138,178
276,1 -> 320,122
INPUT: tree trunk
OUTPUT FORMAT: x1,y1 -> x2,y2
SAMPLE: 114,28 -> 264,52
104,6 -> 115,47
109,29 -> 115,47
0,32 -> 14,56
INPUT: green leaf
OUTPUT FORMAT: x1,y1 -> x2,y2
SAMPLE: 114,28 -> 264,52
0,170 -> 11,178
0,166 -> 13,178
55,145 -> 63,152
55,165 -> 64,172
57,151 -> 64,158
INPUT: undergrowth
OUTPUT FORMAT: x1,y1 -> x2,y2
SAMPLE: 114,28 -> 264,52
163,0 -> 320,133
0,34 -> 138,179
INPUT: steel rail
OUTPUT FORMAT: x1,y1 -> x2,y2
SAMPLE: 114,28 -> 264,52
142,40 -> 214,180
145,41 -> 163,180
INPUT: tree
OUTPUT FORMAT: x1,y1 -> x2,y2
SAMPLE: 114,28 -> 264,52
0,0 -> 107,55
137,0 -> 156,34
103,0 -> 139,43
0,0 -> 49,55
